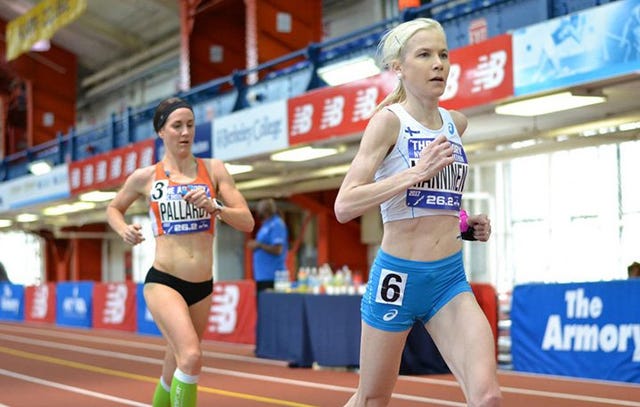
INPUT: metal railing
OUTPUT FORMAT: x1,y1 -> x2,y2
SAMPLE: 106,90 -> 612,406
0,0 -> 578,181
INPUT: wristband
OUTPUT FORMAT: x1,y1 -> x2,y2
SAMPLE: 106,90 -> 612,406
460,209 -> 477,241
460,209 -> 469,233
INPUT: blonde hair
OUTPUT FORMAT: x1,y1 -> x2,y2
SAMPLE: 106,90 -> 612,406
376,18 -> 447,111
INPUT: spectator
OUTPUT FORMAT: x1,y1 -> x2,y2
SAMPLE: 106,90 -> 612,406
248,198 -> 289,294
628,261 -> 640,278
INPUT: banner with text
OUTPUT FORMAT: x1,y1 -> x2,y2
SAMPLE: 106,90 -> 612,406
92,282 -> 136,332
68,138 -> 155,195
212,100 -> 288,160
287,72 -> 396,145
440,33 -> 513,110
0,283 -> 24,321
204,280 -> 257,345
511,280 -> 640,383
0,165 -> 70,210
55,281 -> 93,328
25,283 -> 56,323
6,0 -> 87,61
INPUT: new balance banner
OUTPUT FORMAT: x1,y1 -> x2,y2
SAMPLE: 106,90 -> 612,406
92,282 -> 136,331
68,138 -> 155,195
511,280 -> 640,383
25,283 -> 56,323
204,280 -> 257,344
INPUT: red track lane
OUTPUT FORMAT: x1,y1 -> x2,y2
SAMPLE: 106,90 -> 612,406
1,322 -> 639,407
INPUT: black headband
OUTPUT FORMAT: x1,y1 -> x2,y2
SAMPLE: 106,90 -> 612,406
153,100 -> 193,132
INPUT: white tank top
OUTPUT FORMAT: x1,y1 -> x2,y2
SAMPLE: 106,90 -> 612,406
375,103 -> 469,223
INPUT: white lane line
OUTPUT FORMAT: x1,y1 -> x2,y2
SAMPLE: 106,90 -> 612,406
0,368 -> 150,407
0,323 -> 285,366
2,323 -> 639,406
499,368 -> 640,388
399,374 -> 640,406
0,332 -> 463,405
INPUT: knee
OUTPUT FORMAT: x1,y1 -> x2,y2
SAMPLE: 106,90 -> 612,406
176,345 -> 202,374
470,386 -> 502,407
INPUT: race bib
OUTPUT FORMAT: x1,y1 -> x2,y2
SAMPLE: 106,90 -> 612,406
374,268 -> 408,306
406,137 -> 468,211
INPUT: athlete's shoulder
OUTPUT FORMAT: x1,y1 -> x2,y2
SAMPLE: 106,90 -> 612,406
447,109 -> 468,136
367,106 -> 401,133
126,164 -> 156,191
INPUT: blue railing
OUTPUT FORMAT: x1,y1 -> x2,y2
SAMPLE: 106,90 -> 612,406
0,0 -> 609,182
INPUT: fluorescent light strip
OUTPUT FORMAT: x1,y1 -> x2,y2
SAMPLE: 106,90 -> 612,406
317,55 -> 381,86
79,191 -> 117,202
271,146 -> 338,162
225,163 -> 254,175
16,213 -> 39,223
28,160 -> 53,175
43,202 -> 96,216
495,91 -> 606,117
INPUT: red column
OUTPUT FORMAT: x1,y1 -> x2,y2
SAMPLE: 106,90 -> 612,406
179,0 -> 201,91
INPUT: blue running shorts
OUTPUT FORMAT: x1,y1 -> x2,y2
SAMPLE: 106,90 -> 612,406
361,249 -> 471,332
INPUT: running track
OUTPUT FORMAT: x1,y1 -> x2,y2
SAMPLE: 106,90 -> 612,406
1,322 -> 639,406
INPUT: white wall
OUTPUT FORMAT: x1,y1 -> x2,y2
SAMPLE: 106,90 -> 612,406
0,231 -> 44,285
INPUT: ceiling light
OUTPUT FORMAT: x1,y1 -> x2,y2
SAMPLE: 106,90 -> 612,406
508,139 -> 538,149
495,91 -> 606,117
27,160 -> 53,175
79,191 -> 117,202
0,219 -> 13,228
16,213 -> 39,223
224,163 -> 254,175
317,55 -> 381,86
619,121 -> 640,132
43,202 -> 96,216
31,39 -> 51,52
270,146 -> 338,162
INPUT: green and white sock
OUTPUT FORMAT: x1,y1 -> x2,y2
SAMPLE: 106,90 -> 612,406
151,376 -> 171,407
170,368 -> 198,407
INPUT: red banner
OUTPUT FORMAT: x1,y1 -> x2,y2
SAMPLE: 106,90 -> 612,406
68,138 -> 155,195
204,280 -> 257,345
287,34 -> 513,146
287,72 -> 396,145
92,282 -> 137,332
440,34 -> 513,110
24,283 -> 56,323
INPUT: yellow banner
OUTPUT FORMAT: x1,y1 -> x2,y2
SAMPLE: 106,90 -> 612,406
5,0 -> 87,61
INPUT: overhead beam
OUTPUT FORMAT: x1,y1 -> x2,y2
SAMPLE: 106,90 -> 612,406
74,11 -> 146,50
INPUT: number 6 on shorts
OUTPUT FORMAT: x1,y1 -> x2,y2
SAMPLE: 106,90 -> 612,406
375,269 -> 407,306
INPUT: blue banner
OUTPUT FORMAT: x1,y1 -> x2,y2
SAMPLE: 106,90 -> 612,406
0,283 -> 24,321
511,280 -> 640,383
512,0 -> 640,95
135,284 -> 161,336
55,281 -> 93,328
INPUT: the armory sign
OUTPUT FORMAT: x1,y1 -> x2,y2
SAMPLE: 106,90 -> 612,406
511,280 -> 640,383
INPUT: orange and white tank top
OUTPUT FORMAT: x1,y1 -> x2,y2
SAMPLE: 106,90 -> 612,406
149,159 -> 216,236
